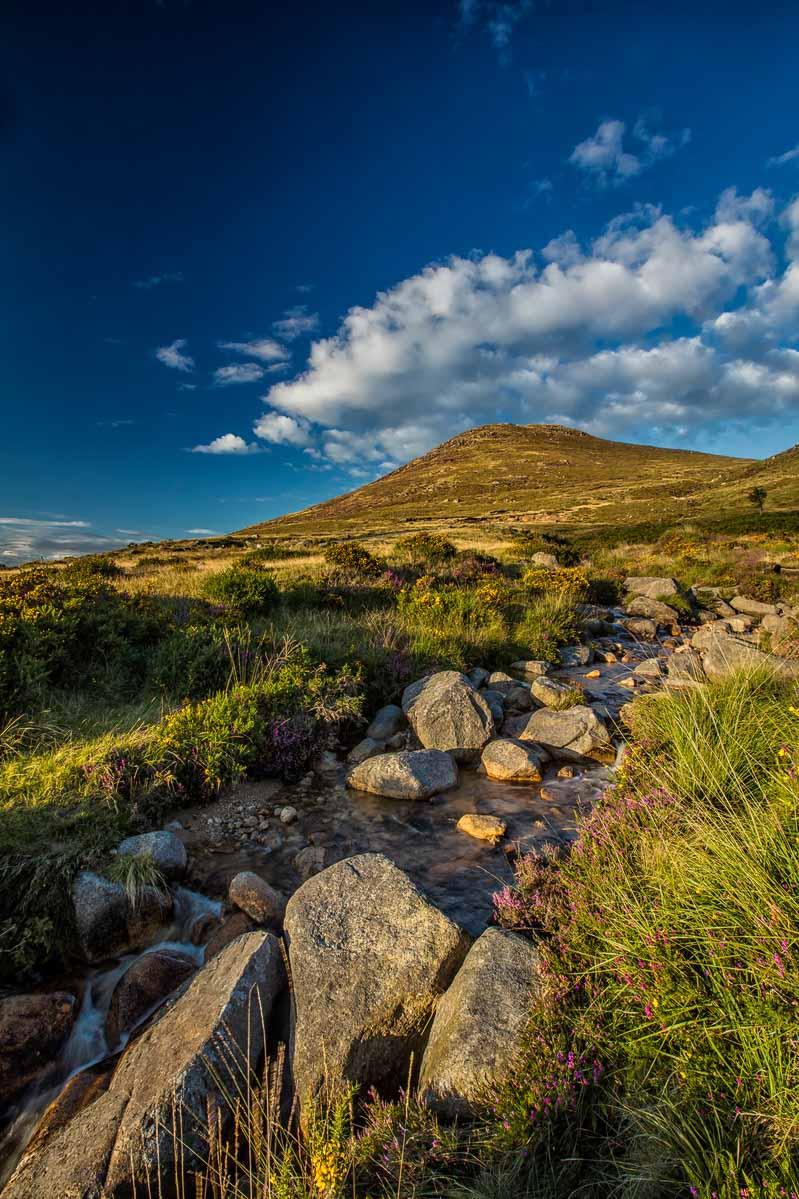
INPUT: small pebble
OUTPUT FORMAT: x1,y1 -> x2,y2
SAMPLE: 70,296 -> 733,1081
280,806 -> 298,825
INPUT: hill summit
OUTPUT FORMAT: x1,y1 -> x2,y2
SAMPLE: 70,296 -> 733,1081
238,422 -> 795,540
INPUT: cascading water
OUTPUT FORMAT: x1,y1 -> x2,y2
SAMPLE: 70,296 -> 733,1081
0,887 -> 220,1191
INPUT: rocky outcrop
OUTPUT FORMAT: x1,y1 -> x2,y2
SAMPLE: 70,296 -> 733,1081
284,854 -> 470,1111
508,659 -> 551,681
0,992 -> 76,1109
347,736 -> 384,766
228,871 -> 286,927
508,705 -> 613,762
621,616 -> 658,641
419,929 -> 544,1117
4,932 -> 285,1199
116,830 -> 187,880
347,749 -> 458,800
402,671 -> 495,760
106,948 -> 196,1048
481,738 -> 544,782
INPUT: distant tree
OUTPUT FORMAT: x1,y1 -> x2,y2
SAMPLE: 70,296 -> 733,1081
748,485 -> 768,514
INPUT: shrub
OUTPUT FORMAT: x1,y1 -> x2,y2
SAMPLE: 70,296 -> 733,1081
63,553 -> 123,579
241,541 -> 305,565
509,530 -> 581,566
392,532 -> 457,564
585,572 -> 624,606
201,564 -> 279,616
449,551 -> 500,582
0,567 -> 171,716
147,624 -> 231,699
322,542 -> 385,578
517,591 -> 582,662
522,565 -> 589,602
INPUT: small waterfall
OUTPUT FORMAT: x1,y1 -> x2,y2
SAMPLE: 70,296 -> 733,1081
0,888 -> 221,1191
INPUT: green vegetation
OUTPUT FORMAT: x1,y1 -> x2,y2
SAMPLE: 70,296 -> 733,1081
491,670 -> 799,1196
749,484 -> 768,514
201,562 -> 280,615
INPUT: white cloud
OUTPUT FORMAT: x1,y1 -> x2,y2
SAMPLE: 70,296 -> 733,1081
134,272 -> 184,290
96,418 -> 135,428
186,528 -> 217,536
254,411 -> 312,446
239,188 -> 799,466
218,337 -> 289,363
156,339 -> 194,372
213,363 -> 265,386
570,117 -> 690,187
0,517 -> 118,562
191,433 -> 261,455
768,145 -> 799,167
272,306 -> 320,341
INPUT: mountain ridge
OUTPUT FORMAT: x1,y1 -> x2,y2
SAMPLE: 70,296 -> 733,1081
238,423 -> 797,540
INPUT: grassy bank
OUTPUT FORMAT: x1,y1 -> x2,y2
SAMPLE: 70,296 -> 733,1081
0,537 -> 587,980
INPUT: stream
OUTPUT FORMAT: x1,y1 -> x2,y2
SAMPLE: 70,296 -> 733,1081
0,888 -> 220,1191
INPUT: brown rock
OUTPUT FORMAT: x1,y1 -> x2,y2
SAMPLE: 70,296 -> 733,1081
106,949 -> 196,1047
228,871 -> 286,927
0,992 -> 76,1109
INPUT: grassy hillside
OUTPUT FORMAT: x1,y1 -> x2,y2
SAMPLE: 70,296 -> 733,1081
239,423 -> 767,541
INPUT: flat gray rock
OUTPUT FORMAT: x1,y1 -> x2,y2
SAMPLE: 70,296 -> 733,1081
347,749 -> 458,800
508,704 -> 614,762
624,576 -> 679,599
481,738 -> 544,782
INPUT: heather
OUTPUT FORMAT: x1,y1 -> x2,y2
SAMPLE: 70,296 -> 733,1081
492,670 -> 799,1196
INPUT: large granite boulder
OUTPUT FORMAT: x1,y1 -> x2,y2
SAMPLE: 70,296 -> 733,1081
4,932 -> 285,1199
347,749 -> 458,800
481,738 -> 544,782
284,854 -> 470,1112
0,992 -> 76,1109
402,671 -> 495,761
624,576 -> 680,600
116,830 -> 187,880
419,928 -> 544,1117
508,705 -> 613,762
530,676 -> 578,708
508,659 -> 551,681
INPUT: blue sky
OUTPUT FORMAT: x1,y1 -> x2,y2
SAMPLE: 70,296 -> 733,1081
4,0 -> 799,559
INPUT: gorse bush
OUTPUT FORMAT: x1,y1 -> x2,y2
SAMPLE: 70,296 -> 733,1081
63,553 -> 123,579
201,564 -> 279,616
393,532 -> 457,564
322,542 -> 385,577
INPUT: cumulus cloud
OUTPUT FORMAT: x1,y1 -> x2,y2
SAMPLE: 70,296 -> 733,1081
213,363 -> 265,386
570,117 -> 690,187
186,528 -> 217,536
272,306 -> 320,341
191,433 -> 261,455
218,337 -> 289,363
156,339 -> 194,371
231,188 -> 799,467
253,411 -> 312,446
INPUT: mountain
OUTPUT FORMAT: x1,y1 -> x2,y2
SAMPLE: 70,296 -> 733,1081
237,423 -> 797,540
